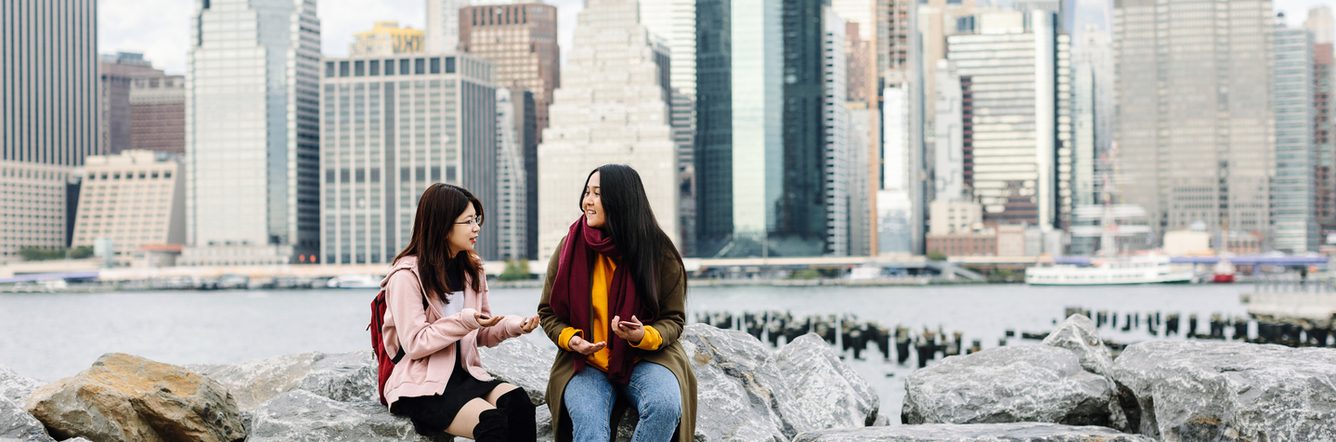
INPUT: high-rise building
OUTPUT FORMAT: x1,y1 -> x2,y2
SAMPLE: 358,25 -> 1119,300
319,54 -> 498,264
1273,23 -> 1318,253
351,21 -> 424,56
878,82 -> 917,255
694,0 -> 733,257
2,0 -> 99,167
1307,6 -> 1334,45
724,0 -> 784,257
876,0 -> 914,75
639,0 -> 698,257
1072,24 -> 1113,216
426,0 -> 466,52
847,102 -> 872,256
947,10 -> 1070,229
100,52 -> 164,155
822,7 -> 851,256
1,0 -> 98,263
183,0 -> 321,266
129,76 -> 186,154
459,3 -> 558,259
1312,7 -> 1336,239
459,4 -> 558,134
933,59 -> 964,201
537,0 -> 679,260
1115,0 -> 1273,247
776,0 -> 828,256
72,150 -> 185,266
494,88 -> 532,260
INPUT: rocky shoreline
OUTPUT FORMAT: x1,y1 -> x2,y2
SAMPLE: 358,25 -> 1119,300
3,320 -> 1335,441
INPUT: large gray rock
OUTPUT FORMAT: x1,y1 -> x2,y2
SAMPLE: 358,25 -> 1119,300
1043,314 -> 1127,431
1,394 -> 53,442
902,345 -> 1116,427
245,390 -> 446,442
478,337 -> 557,406
25,353 -> 246,442
192,352 -> 374,411
763,334 -> 879,437
0,368 -> 50,442
0,368 -> 38,405
1043,314 -> 1114,378
680,328 -> 787,441
1112,340 -> 1336,441
792,423 -> 1155,441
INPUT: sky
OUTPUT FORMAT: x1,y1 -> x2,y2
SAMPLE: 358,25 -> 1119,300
102,0 -> 1334,76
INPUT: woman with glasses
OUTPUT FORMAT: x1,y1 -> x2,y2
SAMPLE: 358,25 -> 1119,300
379,183 -> 541,442
537,164 -> 698,442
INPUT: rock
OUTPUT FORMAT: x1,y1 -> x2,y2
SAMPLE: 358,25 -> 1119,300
763,333 -> 879,437
0,368 -> 39,405
681,325 -> 788,441
25,353 -> 245,442
902,345 -> 1115,427
245,390 -> 447,442
792,422 -> 1155,441
1043,314 -> 1114,378
1112,340 -> 1336,441
2,394 -> 53,442
191,352 -> 374,412
479,337 -> 557,405
1042,314 -> 1127,430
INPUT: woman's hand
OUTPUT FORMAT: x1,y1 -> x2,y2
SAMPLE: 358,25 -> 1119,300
475,312 -> 503,328
519,315 -> 540,334
611,315 -> 645,345
568,335 -> 607,355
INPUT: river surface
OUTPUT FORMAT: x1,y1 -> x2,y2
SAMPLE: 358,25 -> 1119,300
0,283 -> 1251,422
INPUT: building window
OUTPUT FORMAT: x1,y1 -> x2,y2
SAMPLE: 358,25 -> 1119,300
325,61 -> 334,78
430,57 -> 441,74
415,58 -> 425,74
446,57 -> 456,74
369,60 -> 380,76
339,61 -> 349,77
400,59 -> 411,76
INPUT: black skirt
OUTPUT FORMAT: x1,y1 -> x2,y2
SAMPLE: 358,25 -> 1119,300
390,346 -> 503,436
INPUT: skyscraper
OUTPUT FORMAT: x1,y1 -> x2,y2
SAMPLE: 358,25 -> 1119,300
1115,0 -> 1273,247
129,75 -> 186,154
2,0 -> 99,167
426,0 -> 466,52
72,150 -> 186,266
694,0 -> 733,257
947,10 -> 1069,229
351,21 -> 424,56
537,0 -> 679,259
495,88 -> 532,260
933,59 -> 964,201
1312,7 -> 1336,239
1273,23 -> 1318,253
777,0 -> 828,256
459,3 -> 558,259
639,0 -> 698,256
727,0 -> 783,256
1,0 -> 98,263
822,7 -> 851,256
100,52 -> 163,155
318,54 -> 498,264
184,0 -> 321,266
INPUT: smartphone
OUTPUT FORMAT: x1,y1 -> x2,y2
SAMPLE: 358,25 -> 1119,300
618,321 -> 641,329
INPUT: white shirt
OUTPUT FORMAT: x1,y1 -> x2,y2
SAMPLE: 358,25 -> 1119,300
439,291 -> 464,318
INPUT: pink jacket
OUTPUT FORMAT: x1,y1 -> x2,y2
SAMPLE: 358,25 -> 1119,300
379,256 -> 525,407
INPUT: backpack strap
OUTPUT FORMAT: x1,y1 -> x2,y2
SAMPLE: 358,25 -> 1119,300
384,266 -> 430,364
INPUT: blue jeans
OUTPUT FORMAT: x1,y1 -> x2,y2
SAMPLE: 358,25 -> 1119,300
563,361 -> 682,442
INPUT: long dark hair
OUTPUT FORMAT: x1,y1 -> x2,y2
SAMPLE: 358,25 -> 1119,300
395,183 -> 484,300
580,164 -> 685,318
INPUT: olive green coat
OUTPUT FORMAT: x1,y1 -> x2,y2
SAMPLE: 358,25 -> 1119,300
537,237 -> 697,442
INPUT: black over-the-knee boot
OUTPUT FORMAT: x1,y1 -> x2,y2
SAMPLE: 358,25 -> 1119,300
496,388 -> 537,442
471,408 -> 509,442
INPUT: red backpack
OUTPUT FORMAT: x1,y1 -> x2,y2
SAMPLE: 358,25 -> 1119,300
368,270 -> 426,406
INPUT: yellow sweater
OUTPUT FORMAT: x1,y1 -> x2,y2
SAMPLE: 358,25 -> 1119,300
557,254 -> 663,371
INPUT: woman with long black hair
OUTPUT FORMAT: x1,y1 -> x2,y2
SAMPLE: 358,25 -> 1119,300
380,183 -> 540,441
537,164 -> 698,442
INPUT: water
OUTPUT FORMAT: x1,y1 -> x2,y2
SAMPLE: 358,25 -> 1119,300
0,283 -> 1251,421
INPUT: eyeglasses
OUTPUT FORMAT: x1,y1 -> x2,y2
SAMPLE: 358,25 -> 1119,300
455,217 -> 483,226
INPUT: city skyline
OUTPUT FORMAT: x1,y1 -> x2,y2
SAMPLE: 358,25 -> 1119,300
102,0 -> 1333,76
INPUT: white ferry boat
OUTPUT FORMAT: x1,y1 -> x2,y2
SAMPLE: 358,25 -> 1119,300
325,274 -> 381,289
1025,256 -> 1195,286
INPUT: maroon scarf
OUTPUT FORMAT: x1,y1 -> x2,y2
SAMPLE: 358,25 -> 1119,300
550,216 -> 644,384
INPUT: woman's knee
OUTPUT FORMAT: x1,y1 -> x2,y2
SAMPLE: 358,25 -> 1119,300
496,387 -> 535,413
636,391 -> 681,421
